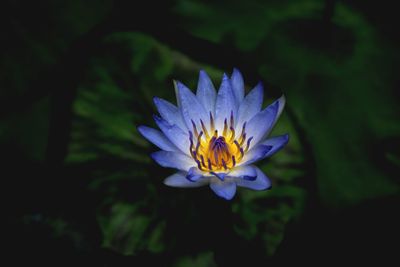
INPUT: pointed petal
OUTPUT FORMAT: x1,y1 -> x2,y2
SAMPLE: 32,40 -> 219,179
231,68 -> 245,105
260,134 -> 289,158
235,166 -> 271,190
215,74 -> 237,131
239,145 -> 273,165
196,70 -> 217,114
240,135 -> 289,167
153,97 -> 186,130
176,81 -> 209,129
274,95 -> 286,127
151,151 -> 194,171
186,167 -> 203,182
137,126 -> 177,152
164,172 -> 209,188
210,180 -> 237,200
228,165 -> 257,181
236,167 -> 271,190
236,82 -> 263,130
244,98 -> 279,149
154,115 -> 190,155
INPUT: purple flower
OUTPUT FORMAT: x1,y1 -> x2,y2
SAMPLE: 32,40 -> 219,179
138,69 -> 288,200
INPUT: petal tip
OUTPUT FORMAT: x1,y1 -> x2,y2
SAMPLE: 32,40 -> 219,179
222,73 -> 229,81
163,179 -> 173,187
231,67 -> 242,77
150,151 -> 158,161
176,80 -> 188,91
278,94 -> 286,108
153,96 -> 161,105
172,79 -> 178,89
136,125 -> 146,135
163,175 -> 179,187
152,114 -> 162,123
283,133 -> 289,142
174,80 -> 185,93
150,151 -> 165,164
210,181 -> 237,200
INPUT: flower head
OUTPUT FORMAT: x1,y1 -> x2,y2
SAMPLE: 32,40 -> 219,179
138,69 -> 288,200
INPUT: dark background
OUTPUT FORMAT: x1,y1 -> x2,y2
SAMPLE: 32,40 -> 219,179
1,0 -> 399,266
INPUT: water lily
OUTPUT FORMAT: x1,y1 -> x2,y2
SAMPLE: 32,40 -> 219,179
138,69 -> 288,200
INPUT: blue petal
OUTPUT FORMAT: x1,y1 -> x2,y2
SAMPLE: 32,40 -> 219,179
186,167 -> 203,182
228,165 -> 257,181
151,151 -> 194,171
196,70 -> 217,115
235,166 -> 271,190
164,172 -> 209,188
215,74 -> 237,131
210,172 -> 227,181
153,97 -> 186,130
137,126 -> 177,152
153,115 -> 190,155
230,68 -> 245,105
236,82 -> 263,130
274,95 -> 286,127
240,145 -> 272,165
244,98 -> 279,149
260,134 -> 289,158
176,81 -> 209,130
210,181 -> 237,200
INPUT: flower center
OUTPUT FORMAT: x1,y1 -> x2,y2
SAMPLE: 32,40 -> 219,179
189,112 -> 253,172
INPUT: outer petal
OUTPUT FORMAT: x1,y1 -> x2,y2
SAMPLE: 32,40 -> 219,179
196,70 -> 217,114
239,145 -> 273,166
210,180 -> 237,200
151,151 -> 194,171
215,74 -> 237,131
137,126 -> 177,152
259,134 -> 289,158
176,81 -> 209,129
154,115 -> 190,155
235,166 -> 271,190
230,68 -> 245,105
244,98 -> 279,150
236,82 -> 263,130
228,165 -> 257,181
273,95 -> 286,127
153,97 -> 186,130
164,172 -> 209,188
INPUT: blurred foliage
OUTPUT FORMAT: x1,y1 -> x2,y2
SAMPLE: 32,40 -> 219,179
1,0 -> 399,265
65,32 -> 305,257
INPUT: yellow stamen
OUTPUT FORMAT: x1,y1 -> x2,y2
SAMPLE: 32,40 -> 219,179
229,127 -> 235,142
189,117 -> 250,172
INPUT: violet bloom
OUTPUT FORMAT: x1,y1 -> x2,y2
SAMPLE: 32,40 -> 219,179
138,69 -> 288,200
